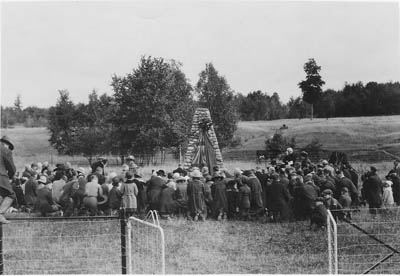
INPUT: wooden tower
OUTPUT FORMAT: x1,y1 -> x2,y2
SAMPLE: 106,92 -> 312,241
183,108 -> 223,171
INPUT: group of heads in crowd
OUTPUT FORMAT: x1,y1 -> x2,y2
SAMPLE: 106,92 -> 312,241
8,149 -> 400,228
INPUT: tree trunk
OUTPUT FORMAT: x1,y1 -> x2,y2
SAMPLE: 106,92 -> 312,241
310,104 -> 314,120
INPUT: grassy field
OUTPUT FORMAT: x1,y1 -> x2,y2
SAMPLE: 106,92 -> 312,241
1,115 -> 398,178
1,116 -> 399,274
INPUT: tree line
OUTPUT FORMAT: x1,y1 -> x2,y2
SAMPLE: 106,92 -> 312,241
1,95 -> 48,128
1,57 -> 399,161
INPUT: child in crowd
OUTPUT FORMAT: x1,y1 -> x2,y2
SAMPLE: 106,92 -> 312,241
108,176 -> 122,216
120,172 -> 138,218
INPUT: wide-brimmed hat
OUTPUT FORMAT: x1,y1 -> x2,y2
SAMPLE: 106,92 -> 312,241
38,175 -> 47,184
0,136 -> 14,150
191,170 -> 202,178
126,155 -> 135,161
77,167 -> 86,175
156,170 -> 166,177
233,168 -> 243,175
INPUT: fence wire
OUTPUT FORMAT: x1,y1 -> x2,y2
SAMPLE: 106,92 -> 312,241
1,218 -> 121,274
128,216 -> 165,274
333,207 -> 400,274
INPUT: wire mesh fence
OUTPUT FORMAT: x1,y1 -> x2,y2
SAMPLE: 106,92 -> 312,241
1,217 -> 122,274
128,216 -> 165,274
331,207 -> 400,274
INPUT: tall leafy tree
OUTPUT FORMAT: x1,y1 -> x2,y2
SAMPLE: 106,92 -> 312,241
112,56 -> 194,162
196,63 -> 238,148
298,58 -> 325,119
48,90 -> 78,154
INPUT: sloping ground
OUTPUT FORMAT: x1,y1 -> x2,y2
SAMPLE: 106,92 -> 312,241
224,115 -> 400,162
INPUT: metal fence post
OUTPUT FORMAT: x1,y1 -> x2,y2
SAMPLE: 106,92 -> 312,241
0,223 -> 3,275
120,218 -> 127,274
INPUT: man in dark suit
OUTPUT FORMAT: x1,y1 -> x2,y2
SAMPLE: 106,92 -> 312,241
335,170 -> 359,206
363,166 -> 383,215
0,136 -> 17,223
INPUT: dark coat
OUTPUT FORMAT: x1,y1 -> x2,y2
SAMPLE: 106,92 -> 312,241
247,176 -> 263,209
133,179 -> 147,212
336,176 -> 358,204
211,179 -> 228,213
187,179 -> 206,215
269,180 -> 290,220
255,171 -> 269,209
159,186 -> 179,214
363,174 -> 383,208
239,184 -> 251,209
25,176 -> 38,209
391,175 -> 400,205
146,175 -> 166,210
36,186 -> 56,215
108,186 -> 122,210
0,145 -> 16,197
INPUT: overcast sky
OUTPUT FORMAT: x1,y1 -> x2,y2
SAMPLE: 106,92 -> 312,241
1,1 -> 399,108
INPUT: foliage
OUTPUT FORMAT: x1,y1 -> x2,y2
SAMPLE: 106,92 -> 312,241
265,132 -> 296,158
287,96 -> 308,119
298,58 -> 325,119
302,138 -> 324,159
196,63 -> 238,148
112,56 -> 194,158
238,90 -> 287,120
47,90 -> 78,155
47,90 -> 115,162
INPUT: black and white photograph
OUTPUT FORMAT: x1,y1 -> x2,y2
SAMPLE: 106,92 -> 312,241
1,0 -> 400,274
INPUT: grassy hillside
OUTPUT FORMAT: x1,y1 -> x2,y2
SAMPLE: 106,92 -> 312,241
225,115 -> 400,162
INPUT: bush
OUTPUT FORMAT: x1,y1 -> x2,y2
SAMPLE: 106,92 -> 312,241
229,135 -> 242,148
302,138 -> 323,160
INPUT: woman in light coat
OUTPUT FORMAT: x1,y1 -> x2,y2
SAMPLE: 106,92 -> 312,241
120,172 -> 138,218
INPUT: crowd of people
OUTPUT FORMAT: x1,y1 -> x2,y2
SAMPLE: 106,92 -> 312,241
2,135 -> 400,227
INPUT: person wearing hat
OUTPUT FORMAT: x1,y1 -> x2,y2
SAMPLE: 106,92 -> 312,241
246,170 -> 264,218
125,155 -> 138,175
173,163 -> 187,177
211,171 -> 228,221
321,189 -> 343,221
339,187 -> 352,220
36,175 -> 59,217
334,170 -> 358,206
321,160 -> 335,176
91,157 -> 108,177
0,136 -> 17,223
187,170 -> 206,221
175,175 -> 189,217
362,166 -> 383,216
